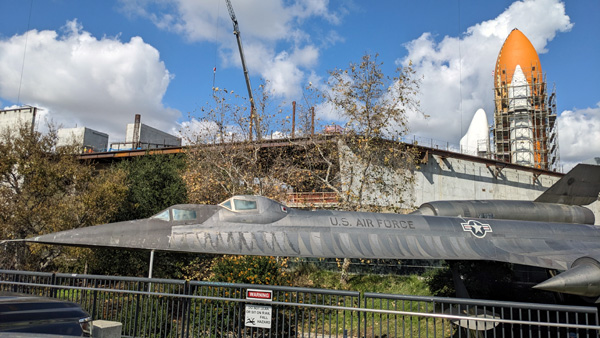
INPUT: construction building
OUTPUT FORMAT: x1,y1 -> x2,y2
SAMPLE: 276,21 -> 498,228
492,28 -> 559,170
57,127 -> 109,152
0,106 -> 37,133
111,114 -> 181,151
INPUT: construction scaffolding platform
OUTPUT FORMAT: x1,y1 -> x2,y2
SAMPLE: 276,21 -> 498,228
492,65 -> 559,171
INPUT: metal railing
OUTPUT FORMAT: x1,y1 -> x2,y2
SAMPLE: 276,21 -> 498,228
364,293 -> 599,338
1,269 -> 599,337
286,192 -> 339,207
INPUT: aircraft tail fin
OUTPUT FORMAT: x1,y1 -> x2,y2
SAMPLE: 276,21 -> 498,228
535,164 -> 600,205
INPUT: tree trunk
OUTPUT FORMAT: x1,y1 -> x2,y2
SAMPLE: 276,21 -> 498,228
340,258 -> 351,286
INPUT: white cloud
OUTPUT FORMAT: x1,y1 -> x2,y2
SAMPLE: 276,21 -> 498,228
177,117 -> 247,144
557,104 -> 600,168
120,0 -> 340,99
398,0 -> 572,145
257,45 -> 319,98
290,45 -> 319,68
0,20 -> 178,142
120,0 -> 340,42
289,0 -> 341,25
177,118 -> 219,144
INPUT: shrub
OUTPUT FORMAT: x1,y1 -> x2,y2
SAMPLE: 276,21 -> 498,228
211,255 -> 291,285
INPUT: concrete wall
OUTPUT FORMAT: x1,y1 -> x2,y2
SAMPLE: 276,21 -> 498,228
338,140 -> 411,210
408,153 -> 561,208
338,141 -> 563,212
0,107 -> 36,132
586,200 -> 600,225
57,127 -> 109,152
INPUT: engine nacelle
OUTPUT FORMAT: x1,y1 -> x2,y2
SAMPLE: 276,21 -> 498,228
411,200 -> 595,225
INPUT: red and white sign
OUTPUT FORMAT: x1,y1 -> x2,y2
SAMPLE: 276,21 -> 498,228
246,289 -> 272,301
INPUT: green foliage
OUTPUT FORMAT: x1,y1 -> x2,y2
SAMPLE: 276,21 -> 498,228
86,154 -> 197,277
86,249 -> 149,277
0,123 -> 127,271
423,266 -> 455,298
211,255 -> 291,285
114,154 -> 188,221
319,53 -> 422,285
350,274 -> 430,295
293,267 -> 431,295
175,255 -> 215,281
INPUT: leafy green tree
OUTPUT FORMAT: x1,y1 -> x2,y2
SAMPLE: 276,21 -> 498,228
114,154 -> 188,221
0,124 -> 127,271
87,154 -> 193,277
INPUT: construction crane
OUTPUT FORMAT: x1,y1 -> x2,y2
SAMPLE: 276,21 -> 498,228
225,0 -> 262,141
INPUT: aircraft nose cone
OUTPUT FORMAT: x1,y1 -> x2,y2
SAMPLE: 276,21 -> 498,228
27,219 -> 172,250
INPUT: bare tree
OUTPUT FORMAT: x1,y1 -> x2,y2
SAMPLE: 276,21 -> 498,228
323,53 -> 421,211
183,85 -> 292,204
182,53 -> 421,285
314,53 -> 422,284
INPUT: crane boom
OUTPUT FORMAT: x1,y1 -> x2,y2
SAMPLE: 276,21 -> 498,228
225,0 -> 261,141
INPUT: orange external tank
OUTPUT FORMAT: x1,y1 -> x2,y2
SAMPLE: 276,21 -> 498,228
494,28 -> 542,88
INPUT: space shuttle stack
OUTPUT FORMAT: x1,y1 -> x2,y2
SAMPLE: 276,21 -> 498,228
493,29 -> 559,170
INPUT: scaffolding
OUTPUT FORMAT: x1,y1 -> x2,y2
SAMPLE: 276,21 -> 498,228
492,64 -> 559,171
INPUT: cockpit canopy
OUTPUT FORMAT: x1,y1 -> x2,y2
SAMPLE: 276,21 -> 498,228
218,195 -> 289,224
152,208 -> 197,222
220,198 -> 258,212
149,196 -> 289,225
150,204 -> 219,224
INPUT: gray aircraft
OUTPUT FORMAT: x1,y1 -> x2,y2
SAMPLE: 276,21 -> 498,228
24,164 -> 600,301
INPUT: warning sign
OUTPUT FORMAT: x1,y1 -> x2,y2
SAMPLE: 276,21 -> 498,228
246,289 -> 272,301
245,304 -> 272,328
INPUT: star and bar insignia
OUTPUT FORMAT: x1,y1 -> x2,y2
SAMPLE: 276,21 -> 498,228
461,220 -> 493,238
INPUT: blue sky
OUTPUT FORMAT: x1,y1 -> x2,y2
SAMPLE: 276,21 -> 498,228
0,0 -> 598,169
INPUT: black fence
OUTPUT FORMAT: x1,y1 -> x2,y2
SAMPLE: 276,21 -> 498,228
1,269 -> 599,337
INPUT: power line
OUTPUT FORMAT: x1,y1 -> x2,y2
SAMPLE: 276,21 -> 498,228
457,0 -> 464,142
17,0 -> 34,105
